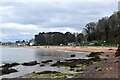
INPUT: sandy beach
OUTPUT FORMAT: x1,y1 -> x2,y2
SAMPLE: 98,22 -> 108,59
20,46 -> 118,53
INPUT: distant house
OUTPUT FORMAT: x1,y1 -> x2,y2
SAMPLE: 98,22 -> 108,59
68,42 -> 80,46
16,41 -> 28,46
16,42 -> 27,46
68,42 -> 75,46
28,39 -> 35,46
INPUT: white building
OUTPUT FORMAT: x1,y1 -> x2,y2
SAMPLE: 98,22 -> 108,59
29,41 -> 35,46
29,39 -> 35,46
118,1 -> 120,11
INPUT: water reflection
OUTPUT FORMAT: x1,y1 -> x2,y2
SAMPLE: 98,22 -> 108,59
35,49 -> 70,62
34,49 -> 90,62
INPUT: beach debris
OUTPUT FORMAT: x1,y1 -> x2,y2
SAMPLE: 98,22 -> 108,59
76,69 -> 84,72
115,46 -> 120,57
104,58 -> 108,60
108,49 -> 113,50
96,69 -> 102,71
71,54 -> 76,57
70,65 -> 78,68
111,61 -> 119,64
22,61 -> 39,66
70,68 -> 74,71
32,71 -> 35,73
1,68 -> 18,75
41,60 -> 53,63
1,63 -> 20,68
115,61 -> 119,63
89,56 -> 101,62
36,71 -> 60,75
106,55 -> 109,57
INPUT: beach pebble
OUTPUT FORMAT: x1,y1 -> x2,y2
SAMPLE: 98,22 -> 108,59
1,68 -> 18,75
96,69 -> 102,71
106,55 -> 109,57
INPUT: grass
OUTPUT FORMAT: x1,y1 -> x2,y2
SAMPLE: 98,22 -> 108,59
25,72 -> 78,78
71,64 -> 86,70
93,61 -> 103,63
64,64 -> 85,71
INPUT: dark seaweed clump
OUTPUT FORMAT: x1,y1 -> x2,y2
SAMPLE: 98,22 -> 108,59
1,68 -> 18,75
1,63 -> 20,68
87,52 -> 101,57
22,61 -> 39,66
51,52 -> 102,68
36,71 -> 60,75
41,60 -> 53,63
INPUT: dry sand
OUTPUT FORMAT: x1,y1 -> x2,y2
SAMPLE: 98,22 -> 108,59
22,46 -> 117,53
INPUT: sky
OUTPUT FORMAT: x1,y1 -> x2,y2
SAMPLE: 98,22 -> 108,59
0,0 -> 119,42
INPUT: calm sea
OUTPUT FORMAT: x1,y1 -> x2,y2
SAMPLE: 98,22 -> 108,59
0,47 -> 90,78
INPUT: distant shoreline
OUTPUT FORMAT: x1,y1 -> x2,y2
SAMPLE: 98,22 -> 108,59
1,45 -> 117,53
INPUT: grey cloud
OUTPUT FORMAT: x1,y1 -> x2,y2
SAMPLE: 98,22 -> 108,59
1,2 -> 117,25
0,2 -> 117,41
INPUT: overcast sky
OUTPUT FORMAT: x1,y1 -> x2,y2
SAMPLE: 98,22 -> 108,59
0,0 -> 119,42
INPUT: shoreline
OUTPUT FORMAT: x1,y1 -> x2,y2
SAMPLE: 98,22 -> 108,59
1,45 -> 117,53
1,45 -> 119,78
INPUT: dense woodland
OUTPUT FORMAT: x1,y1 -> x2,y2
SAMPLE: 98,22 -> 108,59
35,12 -> 120,45
35,32 -> 75,45
83,11 -> 120,43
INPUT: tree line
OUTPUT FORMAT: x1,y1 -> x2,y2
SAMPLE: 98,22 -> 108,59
35,32 -> 75,45
82,11 -> 120,43
35,11 -> 120,45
